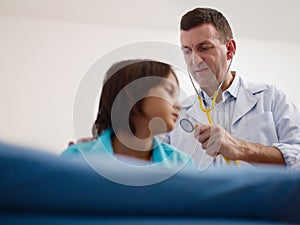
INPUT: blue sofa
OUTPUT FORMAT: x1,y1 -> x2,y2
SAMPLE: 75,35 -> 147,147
1,142 -> 299,224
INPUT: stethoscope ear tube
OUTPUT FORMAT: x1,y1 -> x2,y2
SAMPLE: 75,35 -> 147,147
187,54 -> 234,109
185,55 -> 239,167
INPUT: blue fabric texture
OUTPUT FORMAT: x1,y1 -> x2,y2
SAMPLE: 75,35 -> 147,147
1,142 -> 300,224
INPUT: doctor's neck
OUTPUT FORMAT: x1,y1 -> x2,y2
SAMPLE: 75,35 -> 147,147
201,71 -> 235,102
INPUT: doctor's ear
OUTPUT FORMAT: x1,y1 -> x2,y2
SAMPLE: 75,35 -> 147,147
227,51 -> 234,59
226,39 -> 236,60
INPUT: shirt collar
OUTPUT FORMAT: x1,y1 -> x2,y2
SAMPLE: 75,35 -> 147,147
96,128 -> 114,154
97,128 -> 170,163
223,72 -> 240,100
151,137 -> 173,163
199,72 -> 240,105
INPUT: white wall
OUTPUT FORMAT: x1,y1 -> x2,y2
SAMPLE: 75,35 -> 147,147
1,13 -> 300,155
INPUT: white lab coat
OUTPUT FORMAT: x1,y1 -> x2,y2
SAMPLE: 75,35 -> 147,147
166,75 -> 300,169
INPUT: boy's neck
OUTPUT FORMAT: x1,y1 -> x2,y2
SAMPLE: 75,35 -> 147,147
112,130 -> 153,161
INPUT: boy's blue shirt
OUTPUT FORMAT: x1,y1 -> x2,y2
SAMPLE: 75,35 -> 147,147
62,128 -> 193,167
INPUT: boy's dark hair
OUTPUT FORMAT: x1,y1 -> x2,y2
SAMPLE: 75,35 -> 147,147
93,59 -> 177,137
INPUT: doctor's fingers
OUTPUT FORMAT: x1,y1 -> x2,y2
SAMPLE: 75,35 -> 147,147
200,139 -> 221,159
77,137 -> 96,143
194,124 -> 211,137
194,130 -> 211,144
67,137 -> 95,147
200,138 -> 209,149
200,125 -> 225,150
206,145 -> 220,157
206,136 -> 223,157
210,124 -> 226,136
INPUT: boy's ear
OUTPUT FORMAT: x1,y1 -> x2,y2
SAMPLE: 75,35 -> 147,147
125,88 -> 141,116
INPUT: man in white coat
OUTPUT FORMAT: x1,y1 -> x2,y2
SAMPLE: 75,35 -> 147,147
167,7 -> 300,169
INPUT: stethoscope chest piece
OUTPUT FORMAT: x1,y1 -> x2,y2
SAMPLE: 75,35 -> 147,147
180,118 -> 194,133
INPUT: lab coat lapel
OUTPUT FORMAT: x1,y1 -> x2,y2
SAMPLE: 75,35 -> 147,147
232,80 -> 265,125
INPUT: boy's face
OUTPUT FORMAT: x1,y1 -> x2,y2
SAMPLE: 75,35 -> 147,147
140,73 -> 181,134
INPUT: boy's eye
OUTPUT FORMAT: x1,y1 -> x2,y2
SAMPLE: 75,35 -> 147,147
165,87 -> 178,99
165,87 -> 173,95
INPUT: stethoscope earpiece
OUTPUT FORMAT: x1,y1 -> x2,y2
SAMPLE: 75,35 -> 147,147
227,51 -> 234,59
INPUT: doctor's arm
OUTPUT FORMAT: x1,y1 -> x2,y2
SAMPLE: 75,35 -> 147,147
194,124 -> 285,165
194,86 -> 300,169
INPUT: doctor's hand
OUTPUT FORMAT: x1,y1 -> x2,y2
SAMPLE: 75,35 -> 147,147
67,137 -> 96,147
193,124 -> 243,161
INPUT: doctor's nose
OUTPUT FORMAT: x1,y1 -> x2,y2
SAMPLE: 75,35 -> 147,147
191,52 -> 203,66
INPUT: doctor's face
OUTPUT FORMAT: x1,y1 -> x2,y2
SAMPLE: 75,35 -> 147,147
180,23 -> 230,89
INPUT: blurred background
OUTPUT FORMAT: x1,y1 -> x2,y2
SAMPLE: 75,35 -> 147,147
1,0 -> 300,154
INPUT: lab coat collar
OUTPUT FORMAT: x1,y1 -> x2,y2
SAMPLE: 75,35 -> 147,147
181,74 -> 269,125
231,76 -> 268,124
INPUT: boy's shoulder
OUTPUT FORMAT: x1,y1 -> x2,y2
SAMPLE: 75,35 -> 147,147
160,142 -> 193,164
61,140 -> 97,157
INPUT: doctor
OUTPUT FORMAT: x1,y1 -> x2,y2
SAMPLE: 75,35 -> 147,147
166,7 -> 300,169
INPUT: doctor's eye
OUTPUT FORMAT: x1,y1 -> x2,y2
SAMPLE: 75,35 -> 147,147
197,45 -> 212,53
182,48 -> 192,55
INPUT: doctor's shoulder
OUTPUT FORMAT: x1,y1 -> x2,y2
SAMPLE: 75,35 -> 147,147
241,79 -> 293,105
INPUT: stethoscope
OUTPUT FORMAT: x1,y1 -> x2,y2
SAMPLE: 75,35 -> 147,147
180,53 -> 239,166
188,55 -> 233,125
